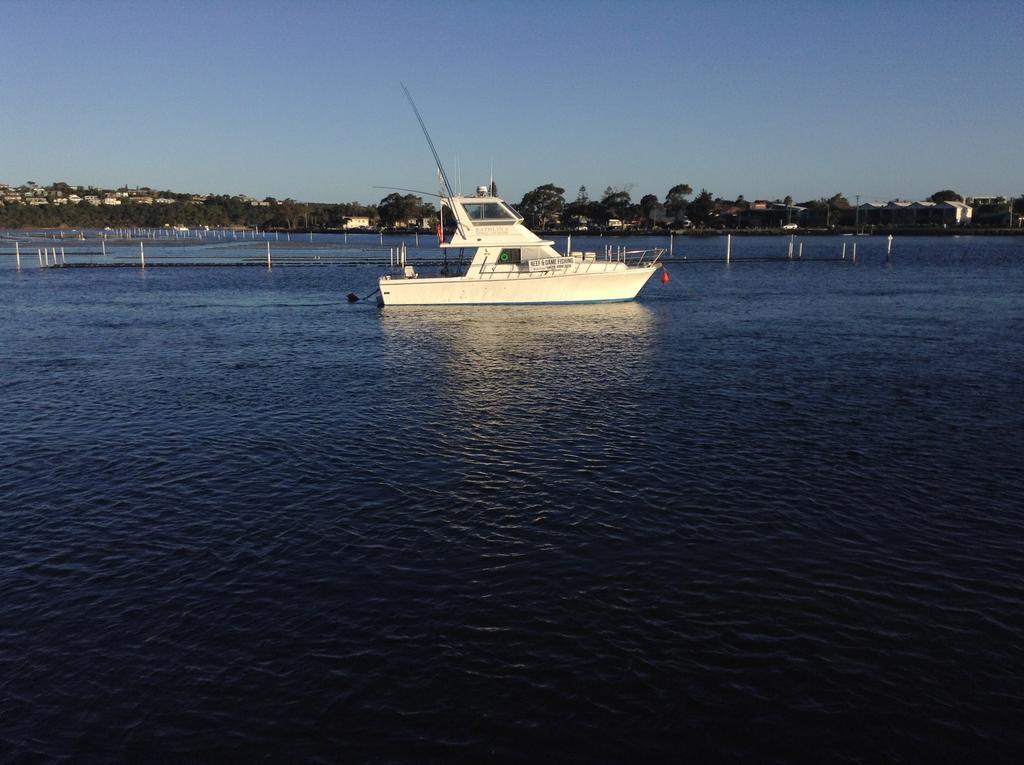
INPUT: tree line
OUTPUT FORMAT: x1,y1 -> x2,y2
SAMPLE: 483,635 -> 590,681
515,185 -> 1024,230
0,194 -> 383,231
3,182 -> 1020,231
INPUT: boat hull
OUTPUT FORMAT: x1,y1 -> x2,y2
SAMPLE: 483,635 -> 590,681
378,265 -> 659,306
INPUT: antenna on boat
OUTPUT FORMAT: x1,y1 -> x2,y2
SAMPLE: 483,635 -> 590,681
401,83 -> 455,202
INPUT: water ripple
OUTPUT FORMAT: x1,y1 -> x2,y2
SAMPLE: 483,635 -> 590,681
2,248 -> 1024,761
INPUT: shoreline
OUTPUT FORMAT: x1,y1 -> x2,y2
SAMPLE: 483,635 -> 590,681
535,227 -> 1024,237
3,225 -> 1023,238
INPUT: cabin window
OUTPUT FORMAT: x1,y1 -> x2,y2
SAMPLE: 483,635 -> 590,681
460,201 -> 518,221
441,202 -> 458,239
497,249 -> 521,264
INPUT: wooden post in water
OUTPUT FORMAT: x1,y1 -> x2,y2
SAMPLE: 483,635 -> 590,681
787,235 -> 794,259
266,241 -> 272,270
842,241 -> 847,259
38,248 -> 42,267
15,242 -> 20,271
60,247 -> 66,264
886,234 -> 893,262
852,242 -> 858,264
726,234 -> 731,263
669,232 -> 674,258
140,241 -> 145,269
798,242 -> 803,259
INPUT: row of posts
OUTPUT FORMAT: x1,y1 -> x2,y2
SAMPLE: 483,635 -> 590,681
702,233 -> 894,264
9,239 -> 276,270
30,245 -> 66,267
13,226 -> 288,242
663,231 -> 892,264
9,234 -> 896,271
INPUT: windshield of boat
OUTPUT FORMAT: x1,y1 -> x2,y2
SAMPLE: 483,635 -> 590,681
459,200 -> 518,222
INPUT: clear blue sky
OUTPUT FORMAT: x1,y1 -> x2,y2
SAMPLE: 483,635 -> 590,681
2,0 -> 1021,204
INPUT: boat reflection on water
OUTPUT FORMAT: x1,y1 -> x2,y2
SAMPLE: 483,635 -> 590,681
377,302 -> 660,445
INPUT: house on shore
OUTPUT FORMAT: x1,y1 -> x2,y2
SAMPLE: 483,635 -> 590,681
854,200 -> 972,226
342,216 -> 371,230
727,200 -> 808,228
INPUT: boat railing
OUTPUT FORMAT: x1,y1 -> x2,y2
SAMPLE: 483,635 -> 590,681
472,248 -> 663,279
602,245 -> 665,267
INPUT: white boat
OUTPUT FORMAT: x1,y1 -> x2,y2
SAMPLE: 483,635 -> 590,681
379,188 -> 662,306
376,87 -> 663,307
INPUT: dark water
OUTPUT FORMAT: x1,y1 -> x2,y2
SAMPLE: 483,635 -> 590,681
2,236 -> 1023,762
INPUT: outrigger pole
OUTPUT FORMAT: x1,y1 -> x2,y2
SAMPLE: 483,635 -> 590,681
401,83 -> 455,200
400,83 -> 464,240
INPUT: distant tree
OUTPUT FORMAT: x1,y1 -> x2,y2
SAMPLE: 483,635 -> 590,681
517,183 -> 565,228
600,186 -> 632,221
279,199 -> 302,229
819,193 -> 850,227
686,189 -> 716,226
564,186 -> 592,227
639,193 -> 660,226
378,192 -> 427,227
929,189 -> 963,203
733,195 -> 750,227
664,183 -> 692,222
